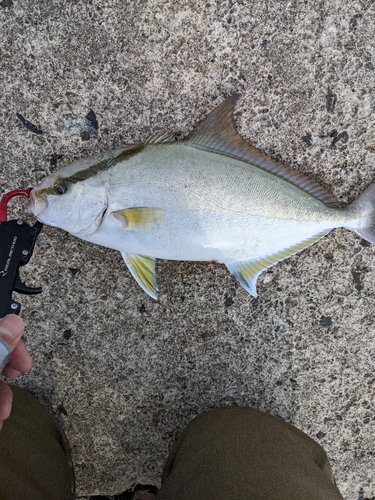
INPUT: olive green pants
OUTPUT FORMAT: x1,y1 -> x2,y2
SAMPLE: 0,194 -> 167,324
157,406 -> 343,500
0,387 -> 342,500
0,386 -> 75,500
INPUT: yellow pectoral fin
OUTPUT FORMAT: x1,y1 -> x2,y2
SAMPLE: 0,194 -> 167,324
121,252 -> 158,299
226,232 -> 329,297
113,207 -> 165,230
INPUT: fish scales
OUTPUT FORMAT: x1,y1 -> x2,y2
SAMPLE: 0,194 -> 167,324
30,95 -> 375,299
108,143 -> 342,220
98,144 -> 346,258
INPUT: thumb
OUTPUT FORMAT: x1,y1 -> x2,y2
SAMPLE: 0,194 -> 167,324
0,339 -> 10,373
0,315 -> 25,347
0,315 -> 25,373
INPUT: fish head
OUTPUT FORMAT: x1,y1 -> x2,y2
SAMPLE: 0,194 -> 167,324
29,167 -> 108,237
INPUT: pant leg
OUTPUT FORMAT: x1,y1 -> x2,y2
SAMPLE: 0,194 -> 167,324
0,385 -> 75,500
157,406 -> 343,500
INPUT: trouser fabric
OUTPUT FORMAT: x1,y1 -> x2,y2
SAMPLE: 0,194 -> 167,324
0,386 -> 75,500
157,406 -> 343,500
0,389 -> 342,500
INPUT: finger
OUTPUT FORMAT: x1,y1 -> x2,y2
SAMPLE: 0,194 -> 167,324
0,315 -> 25,352
4,339 -> 33,374
0,381 -> 13,423
2,366 -> 21,379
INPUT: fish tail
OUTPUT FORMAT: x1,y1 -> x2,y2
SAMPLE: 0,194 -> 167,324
348,181 -> 375,244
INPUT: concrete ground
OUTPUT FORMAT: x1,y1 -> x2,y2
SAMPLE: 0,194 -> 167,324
1,0 -> 375,498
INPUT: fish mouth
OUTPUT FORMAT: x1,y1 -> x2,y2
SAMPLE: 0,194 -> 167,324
29,189 -> 47,219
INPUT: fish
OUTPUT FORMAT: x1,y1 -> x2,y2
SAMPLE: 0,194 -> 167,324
29,95 -> 375,299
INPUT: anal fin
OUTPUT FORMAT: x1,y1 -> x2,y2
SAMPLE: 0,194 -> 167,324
226,232 -> 329,297
121,252 -> 158,299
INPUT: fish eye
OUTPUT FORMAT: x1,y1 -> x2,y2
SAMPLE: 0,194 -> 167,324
54,182 -> 68,195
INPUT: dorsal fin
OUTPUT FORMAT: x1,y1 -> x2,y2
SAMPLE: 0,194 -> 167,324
144,130 -> 175,144
185,95 -> 339,208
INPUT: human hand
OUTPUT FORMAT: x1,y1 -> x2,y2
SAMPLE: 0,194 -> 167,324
0,315 -> 33,431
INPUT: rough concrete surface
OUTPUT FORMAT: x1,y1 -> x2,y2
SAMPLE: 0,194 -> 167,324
1,0 -> 375,498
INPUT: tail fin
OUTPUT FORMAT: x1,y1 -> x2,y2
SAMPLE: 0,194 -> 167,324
349,181 -> 375,244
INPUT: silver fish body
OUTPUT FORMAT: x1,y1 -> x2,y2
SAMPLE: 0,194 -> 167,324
85,143 -> 352,258
29,96 -> 375,298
